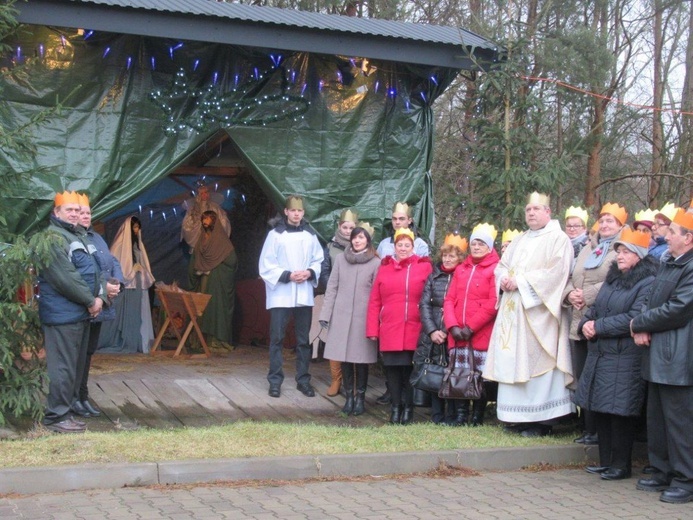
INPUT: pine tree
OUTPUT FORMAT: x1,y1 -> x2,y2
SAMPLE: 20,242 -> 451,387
0,0 -> 64,425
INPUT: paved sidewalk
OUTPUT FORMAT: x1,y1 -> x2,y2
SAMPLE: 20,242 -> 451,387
1,467 -> 688,519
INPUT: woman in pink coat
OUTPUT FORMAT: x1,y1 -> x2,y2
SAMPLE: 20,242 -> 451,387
443,223 -> 500,426
367,228 -> 432,425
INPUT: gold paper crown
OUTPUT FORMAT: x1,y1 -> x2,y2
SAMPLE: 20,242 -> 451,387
443,233 -> 468,253
599,203 -> 628,226
392,201 -> 411,217
339,209 -> 358,224
357,221 -> 375,238
471,222 -> 498,241
285,195 -> 304,210
54,190 -> 81,207
616,228 -> 651,249
633,209 -> 657,223
78,193 -> 90,207
673,208 -> 693,231
501,229 -> 522,243
393,228 -> 415,243
527,191 -> 550,206
564,206 -> 589,226
656,202 -> 677,222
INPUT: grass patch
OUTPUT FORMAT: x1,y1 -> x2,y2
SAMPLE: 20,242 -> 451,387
0,421 -> 576,468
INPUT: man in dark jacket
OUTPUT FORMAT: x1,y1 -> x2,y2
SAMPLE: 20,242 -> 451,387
631,208 -> 693,504
38,191 -> 108,433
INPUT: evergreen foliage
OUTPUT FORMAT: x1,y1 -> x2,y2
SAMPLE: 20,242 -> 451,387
0,0 -> 64,425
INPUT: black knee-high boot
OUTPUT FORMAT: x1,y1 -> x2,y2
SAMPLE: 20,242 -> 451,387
341,362 -> 355,415
471,398 -> 487,426
352,364 -> 368,416
454,400 -> 470,426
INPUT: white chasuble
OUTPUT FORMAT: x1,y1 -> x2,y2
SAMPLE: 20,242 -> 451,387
483,219 -> 575,422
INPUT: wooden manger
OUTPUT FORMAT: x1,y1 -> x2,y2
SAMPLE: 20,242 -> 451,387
150,289 -> 212,358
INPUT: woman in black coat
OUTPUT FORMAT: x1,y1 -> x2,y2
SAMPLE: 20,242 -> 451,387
412,236 -> 466,424
575,229 -> 657,481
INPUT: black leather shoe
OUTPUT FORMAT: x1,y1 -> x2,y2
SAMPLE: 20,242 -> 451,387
70,416 -> 86,427
503,423 -> 530,433
585,465 -> 609,474
81,400 -> 101,417
71,400 -> 92,417
582,433 -> 599,445
636,476 -> 671,492
660,487 -> 693,504
268,385 -> 281,398
642,465 -> 657,474
520,425 -> 552,438
45,418 -> 86,434
376,389 -> 391,405
601,468 -> 631,480
296,383 -> 315,397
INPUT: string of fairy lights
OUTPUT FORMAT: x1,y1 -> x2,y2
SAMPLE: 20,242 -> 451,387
8,30 -> 443,136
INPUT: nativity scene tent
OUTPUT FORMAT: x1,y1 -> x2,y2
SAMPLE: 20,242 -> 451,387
3,0 -> 498,345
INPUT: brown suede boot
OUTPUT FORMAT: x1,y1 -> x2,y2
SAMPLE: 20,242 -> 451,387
327,360 -> 343,396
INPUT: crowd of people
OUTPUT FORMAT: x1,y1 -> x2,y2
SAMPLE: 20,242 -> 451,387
38,188 -> 693,504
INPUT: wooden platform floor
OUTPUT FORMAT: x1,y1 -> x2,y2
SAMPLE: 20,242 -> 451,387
76,345 -> 433,432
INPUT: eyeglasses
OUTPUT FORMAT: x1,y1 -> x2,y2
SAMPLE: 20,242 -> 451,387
565,225 -> 584,230
652,221 -> 669,228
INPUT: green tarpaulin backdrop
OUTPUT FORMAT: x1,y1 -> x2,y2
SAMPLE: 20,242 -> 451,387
1,26 -> 457,241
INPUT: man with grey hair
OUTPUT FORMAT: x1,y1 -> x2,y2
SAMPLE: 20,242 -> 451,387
631,208 -> 693,504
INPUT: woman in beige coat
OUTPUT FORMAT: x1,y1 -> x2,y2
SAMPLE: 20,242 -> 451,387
563,203 -> 627,445
319,225 -> 380,416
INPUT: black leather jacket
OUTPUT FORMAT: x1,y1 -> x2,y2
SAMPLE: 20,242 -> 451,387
631,248 -> 693,385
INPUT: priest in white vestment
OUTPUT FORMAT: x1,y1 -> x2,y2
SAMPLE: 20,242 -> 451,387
483,192 -> 575,437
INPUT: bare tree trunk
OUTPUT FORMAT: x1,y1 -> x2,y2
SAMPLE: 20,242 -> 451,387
585,101 -> 603,208
682,1 -> 693,200
651,0 -> 664,204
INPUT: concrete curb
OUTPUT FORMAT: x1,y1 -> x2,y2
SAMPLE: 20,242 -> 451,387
0,445 -> 601,495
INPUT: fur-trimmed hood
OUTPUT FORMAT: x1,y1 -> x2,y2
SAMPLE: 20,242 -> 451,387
605,255 -> 658,289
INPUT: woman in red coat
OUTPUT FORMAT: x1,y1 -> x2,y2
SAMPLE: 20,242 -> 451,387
443,223 -> 500,426
367,228 -> 433,424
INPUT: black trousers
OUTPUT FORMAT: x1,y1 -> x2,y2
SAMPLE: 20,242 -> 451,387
647,382 -> 693,491
571,339 -> 596,434
384,365 -> 413,407
78,321 -> 101,401
42,321 -> 89,425
267,307 -> 312,387
593,411 -> 636,471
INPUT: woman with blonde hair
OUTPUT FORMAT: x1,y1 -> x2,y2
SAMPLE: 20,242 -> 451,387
367,228 -> 432,424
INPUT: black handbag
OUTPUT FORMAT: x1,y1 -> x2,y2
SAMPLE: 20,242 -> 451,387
410,347 -> 448,394
438,345 -> 483,400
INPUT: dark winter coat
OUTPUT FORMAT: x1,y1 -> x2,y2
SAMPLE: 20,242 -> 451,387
631,248 -> 693,386
38,216 -> 104,325
574,257 -> 657,416
413,264 -> 454,366
366,254 -> 432,352
443,249 -> 500,351
85,227 -> 124,323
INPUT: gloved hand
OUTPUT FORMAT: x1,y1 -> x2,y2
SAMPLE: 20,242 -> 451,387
450,326 -> 464,341
319,320 -> 329,329
459,326 -> 473,341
